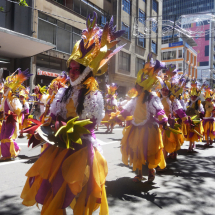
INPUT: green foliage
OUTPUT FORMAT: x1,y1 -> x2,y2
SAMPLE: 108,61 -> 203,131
18,0 -> 28,7
0,6 -> 4,12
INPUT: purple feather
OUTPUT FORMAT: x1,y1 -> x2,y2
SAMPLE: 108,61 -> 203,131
79,39 -> 95,59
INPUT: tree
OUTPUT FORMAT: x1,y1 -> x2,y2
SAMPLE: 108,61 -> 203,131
0,0 -> 28,12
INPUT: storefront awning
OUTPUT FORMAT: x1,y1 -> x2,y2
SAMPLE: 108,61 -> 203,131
0,27 -> 55,58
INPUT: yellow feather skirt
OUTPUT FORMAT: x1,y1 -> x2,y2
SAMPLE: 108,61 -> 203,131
121,124 -> 166,171
162,129 -> 184,153
21,144 -> 109,215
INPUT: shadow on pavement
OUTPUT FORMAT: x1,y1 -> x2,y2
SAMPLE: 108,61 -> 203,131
105,177 -> 162,208
0,195 -> 40,215
107,146 -> 215,214
18,155 -> 39,164
107,138 -> 122,141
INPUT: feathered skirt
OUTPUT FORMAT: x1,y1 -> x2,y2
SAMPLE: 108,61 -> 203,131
21,139 -> 109,215
120,122 -> 166,171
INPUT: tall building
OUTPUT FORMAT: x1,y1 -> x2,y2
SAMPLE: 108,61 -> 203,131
162,0 -> 215,86
0,0 -> 162,94
163,0 -> 214,21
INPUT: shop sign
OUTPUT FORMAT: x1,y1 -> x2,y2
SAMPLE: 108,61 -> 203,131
169,41 -> 183,47
37,69 -> 58,77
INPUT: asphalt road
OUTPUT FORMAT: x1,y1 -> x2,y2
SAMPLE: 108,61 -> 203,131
1,125 -> 215,215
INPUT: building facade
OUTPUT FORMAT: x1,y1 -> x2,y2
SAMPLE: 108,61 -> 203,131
161,40 -> 198,79
0,0 -> 162,94
162,0 -> 215,86
163,0 -> 214,21
32,0 -> 162,95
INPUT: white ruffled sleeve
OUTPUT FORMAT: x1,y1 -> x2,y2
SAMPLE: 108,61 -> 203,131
50,88 -> 67,117
148,94 -> 164,115
122,97 -> 137,115
172,99 -> 183,113
80,90 -> 105,124
24,102 -> 29,111
40,94 -> 49,105
10,97 -> 22,115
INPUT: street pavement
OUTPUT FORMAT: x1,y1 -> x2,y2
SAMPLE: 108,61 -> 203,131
1,125 -> 215,215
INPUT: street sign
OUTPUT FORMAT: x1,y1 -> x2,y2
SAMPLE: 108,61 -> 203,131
169,41 -> 183,47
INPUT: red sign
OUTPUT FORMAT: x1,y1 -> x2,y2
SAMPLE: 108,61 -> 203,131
37,69 -> 58,77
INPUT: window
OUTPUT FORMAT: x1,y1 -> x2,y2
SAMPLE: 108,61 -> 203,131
151,41 -> 157,54
38,12 -> 82,54
161,51 -> 176,60
200,61 -> 209,66
101,15 -> 107,27
205,45 -> 209,56
178,49 -> 182,58
122,22 -> 130,40
36,54 -> 67,71
152,22 -> 157,32
153,0 -> 158,13
38,19 -> 56,45
178,63 -> 182,71
72,28 -> 82,49
205,31 -> 209,40
55,0 -> 65,5
122,0 -> 131,15
139,9 -> 145,24
136,58 -> 145,76
137,33 -> 145,48
119,51 -> 130,72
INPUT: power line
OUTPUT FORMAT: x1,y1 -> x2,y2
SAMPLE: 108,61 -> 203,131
5,0 -> 86,24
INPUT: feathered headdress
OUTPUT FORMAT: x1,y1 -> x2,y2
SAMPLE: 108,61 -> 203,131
67,12 -> 125,77
189,78 -> 203,97
165,66 -> 189,98
36,84 -> 47,95
49,72 -> 68,92
136,53 -> 167,91
107,83 -> 118,95
127,88 -> 138,98
203,83 -> 214,99
19,87 -> 29,99
4,69 -> 32,92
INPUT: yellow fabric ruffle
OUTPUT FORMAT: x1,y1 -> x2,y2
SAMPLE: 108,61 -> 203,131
1,138 -> 19,158
183,121 -> 204,142
121,124 -> 166,171
102,112 -> 110,121
163,129 -> 184,153
203,121 -> 215,141
21,145 -> 109,215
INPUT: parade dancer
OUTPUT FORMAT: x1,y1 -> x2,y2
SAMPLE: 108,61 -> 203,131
202,84 -> 215,146
161,67 -> 188,160
0,86 -> 3,136
40,72 -> 68,153
0,69 -> 31,160
103,83 -> 118,133
119,88 -> 138,127
18,89 -> 30,138
185,79 -> 205,152
111,55 -> 168,182
39,72 -> 68,124
33,85 -> 49,120
21,12 -> 125,214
